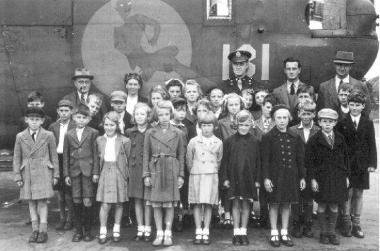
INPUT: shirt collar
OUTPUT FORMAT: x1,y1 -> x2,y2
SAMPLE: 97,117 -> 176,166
29,128 -> 39,135
322,130 -> 333,138
286,79 -> 300,87
335,75 -> 350,84
170,120 -> 185,127
298,120 -> 314,129
119,111 -> 125,121
350,114 -> 361,123
77,91 -> 88,98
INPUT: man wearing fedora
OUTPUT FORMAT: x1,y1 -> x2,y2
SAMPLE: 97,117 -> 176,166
220,50 -> 256,95
317,51 -> 370,117
63,68 -> 109,117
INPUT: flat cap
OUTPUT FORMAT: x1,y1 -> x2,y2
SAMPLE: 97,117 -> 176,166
171,97 -> 187,107
110,90 -> 128,102
73,104 -> 90,117
57,99 -> 73,108
25,107 -> 45,118
228,50 -> 251,63
333,51 -> 355,64
318,108 -> 338,120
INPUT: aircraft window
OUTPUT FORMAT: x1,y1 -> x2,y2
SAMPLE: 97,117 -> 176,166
207,0 -> 232,19
306,0 -> 347,30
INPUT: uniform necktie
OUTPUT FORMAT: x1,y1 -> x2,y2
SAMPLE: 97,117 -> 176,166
80,93 -> 85,104
290,82 -> 295,95
32,132 -> 36,142
237,78 -> 243,90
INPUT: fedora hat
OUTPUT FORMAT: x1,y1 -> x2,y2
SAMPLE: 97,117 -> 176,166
72,68 -> 94,80
333,51 -> 355,64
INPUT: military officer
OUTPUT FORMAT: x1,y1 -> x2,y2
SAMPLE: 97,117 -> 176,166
220,50 -> 256,95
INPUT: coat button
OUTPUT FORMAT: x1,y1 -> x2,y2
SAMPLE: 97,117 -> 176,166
282,158 -> 286,161
281,145 -> 284,148
282,151 -> 285,154
288,152 -> 291,155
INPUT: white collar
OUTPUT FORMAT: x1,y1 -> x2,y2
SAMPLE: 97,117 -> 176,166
119,111 -> 125,120
298,120 -> 314,129
322,130 -> 333,138
170,120 -> 185,127
335,75 -> 350,84
29,128 -> 40,135
76,127 -> 85,132
287,79 -> 300,86
77,91 -> 88,98
350,114 -> 361,123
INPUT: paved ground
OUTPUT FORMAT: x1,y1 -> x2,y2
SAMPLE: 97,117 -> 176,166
0,122 -> 378,251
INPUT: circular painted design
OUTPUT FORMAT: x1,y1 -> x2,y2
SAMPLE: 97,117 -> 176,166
82,0 -> 192,96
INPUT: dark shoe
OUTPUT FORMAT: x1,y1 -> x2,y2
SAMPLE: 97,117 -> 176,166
98,234 -> 107,244
319,233 -> 329,244
55,219 -> 66,230
174,219 -> 184,232
232,235 -> 240,245
83,231 -> 94,242
352,225 -> 364,238
143,233 -> 152,242
202,234 -> 210,245
28,231 -> 39,243
328,233 -> 340,245
72,232 -> 83,242
303,222 -> 314,238
112,232 -> 121,242
269,235 -> 280,247
193,234 -> 202,245
134,232 -> 144,241
223,219 -> 233,229
63,221 -> 73,231
340,224 -> 352,237
36,232 -> 48,243
280,234 -> 294,247
292,222 -> 303,238
240,235 -> 249,245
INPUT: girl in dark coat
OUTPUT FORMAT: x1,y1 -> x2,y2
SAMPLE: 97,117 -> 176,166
126,103 -> 153,242
221,110 -> 260,246
306,108 -> 349,246
261,105 -> 306,248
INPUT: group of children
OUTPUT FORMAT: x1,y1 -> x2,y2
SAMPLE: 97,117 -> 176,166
13,76 -> 376,248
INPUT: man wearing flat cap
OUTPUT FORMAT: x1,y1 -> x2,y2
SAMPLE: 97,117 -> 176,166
63,68 -> 109,118
317,51 -> 370,117
220,50 -> 256,95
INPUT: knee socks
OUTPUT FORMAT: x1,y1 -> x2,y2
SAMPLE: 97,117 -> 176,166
83,206 -> 93,232
317,212 -> 327,235
73,203 -> 83,233
327,209 -> 338,235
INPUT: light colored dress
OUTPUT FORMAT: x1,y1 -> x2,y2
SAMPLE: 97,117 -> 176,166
186,135 -> 223,205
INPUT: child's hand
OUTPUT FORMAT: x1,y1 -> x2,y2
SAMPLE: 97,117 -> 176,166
92,175 -> 99,183
223,180 -> 230,188
178,177 -> 184,188
53,178 -> 59,186
65,177 -> 71,186
346,178 -> 350,188
368,167 -> 376,172
144,177 -> 151,187
255,182 -> 260,188
264,178 -> 273,192
311,179 -> 318,192
300,178 -> 306,191
16,180 -> 23,187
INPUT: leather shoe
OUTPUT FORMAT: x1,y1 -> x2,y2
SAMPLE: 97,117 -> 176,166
280,234 -> 294,247
55,219 -> 66,230
240,235 -> 249,245
72,232 -> 83,242
98,235 -> 107,244
193,235 -> 202,245
163,235 -> 173,246
112,233 -> 121,243
269,235 -> 280,247
134,234 -> 144,241
36,232 -> 48,243
328,233 -> 340,245
319,233 -> 329,244
341,223 -> 352,237
28,231 -> 39,243
303,222 -> 314,238
83,231 -> 94,242
232,235 -> 240,245
352,226 -> 364,238
63,221 -> 73,231
143,234 -> 152,242
292,222 -> 303,238
202,235 -> 211,245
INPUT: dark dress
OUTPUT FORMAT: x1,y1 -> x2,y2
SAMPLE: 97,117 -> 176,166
305,131 -> 349,203
261,127 -> 305,204
220,132 -> 261,200
336,116 -> 377,189
126,126 -> 150,199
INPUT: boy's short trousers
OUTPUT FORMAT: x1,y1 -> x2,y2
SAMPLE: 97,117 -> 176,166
71,174 -> 94,199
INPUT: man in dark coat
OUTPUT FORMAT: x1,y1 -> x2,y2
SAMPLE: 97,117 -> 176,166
335,91 -> 377,238
316,51 -> 371,117
219,50 -> 256,95
272,57 -> 311,116
63,68 -> 109,117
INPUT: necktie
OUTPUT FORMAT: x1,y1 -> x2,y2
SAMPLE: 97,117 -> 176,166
328,135 -> 334,148
290,83 -> 295,95
80,93 -> 85,104
338,79 -> 343,92
354,120 -> 358,130
237,78 -> 243,90
32,132 -> 36,142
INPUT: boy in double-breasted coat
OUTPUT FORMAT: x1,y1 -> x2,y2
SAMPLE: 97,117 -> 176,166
336,91 -> 377,238
63,105 -> 99,242
13,107 -> 59,243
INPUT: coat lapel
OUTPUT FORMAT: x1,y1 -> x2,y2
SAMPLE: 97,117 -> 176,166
279,84 -> 290,107
151,125 -> 177,150
328,79 -> 339,108
20,129 -> 34,148
78,127 -> 90,146
115,135 -> 122,158
30,128 -> 48,155
316,131 -> 332,149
